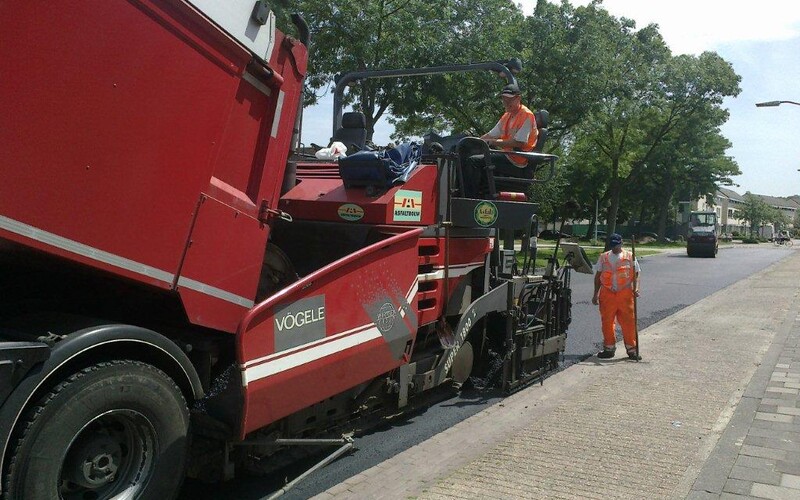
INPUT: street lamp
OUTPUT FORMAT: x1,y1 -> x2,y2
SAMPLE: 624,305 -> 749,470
756,100 -> 800,107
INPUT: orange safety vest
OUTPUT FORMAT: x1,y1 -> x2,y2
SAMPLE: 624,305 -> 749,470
498,105 -> 538,167
598,250 -> 635,291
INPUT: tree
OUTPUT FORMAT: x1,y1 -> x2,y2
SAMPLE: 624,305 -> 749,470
635,112 -> 740,241
569,44 -> 741,236
285,0 -> 525,141
768,206 -> 789,231
740,193 -> 772,237
529,168 -> 570,227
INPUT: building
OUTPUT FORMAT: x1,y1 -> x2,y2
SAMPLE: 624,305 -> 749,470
715,188 -> 748,235
699,188 -> 799,237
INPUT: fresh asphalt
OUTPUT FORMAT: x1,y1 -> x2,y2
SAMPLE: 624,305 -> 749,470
178,243 -> 794,499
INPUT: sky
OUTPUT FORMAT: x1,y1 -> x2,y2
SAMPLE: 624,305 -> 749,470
299,1 -> 800,198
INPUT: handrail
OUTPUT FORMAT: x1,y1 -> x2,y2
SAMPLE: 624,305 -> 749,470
332,62 -> 517,136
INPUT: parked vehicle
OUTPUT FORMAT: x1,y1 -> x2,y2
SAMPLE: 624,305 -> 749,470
578,230 -> 607,243
540,229 -> 573,240
637,232 -> 672,243
0,3 -> 575,497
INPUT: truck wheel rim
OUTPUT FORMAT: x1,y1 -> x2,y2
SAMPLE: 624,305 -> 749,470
59,409 -> 157,499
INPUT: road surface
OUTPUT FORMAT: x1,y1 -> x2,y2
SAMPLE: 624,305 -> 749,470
179,243 -> 795,499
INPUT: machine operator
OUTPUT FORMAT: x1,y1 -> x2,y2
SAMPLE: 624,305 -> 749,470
461,83 -> 538,197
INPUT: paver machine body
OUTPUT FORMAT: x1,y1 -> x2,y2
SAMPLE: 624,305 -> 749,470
0,1 -> 574,497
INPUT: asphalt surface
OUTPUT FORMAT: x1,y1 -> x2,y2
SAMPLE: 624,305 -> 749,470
326,243 -> 800,499
179,243 -> 793,500
566,244 -> 791,361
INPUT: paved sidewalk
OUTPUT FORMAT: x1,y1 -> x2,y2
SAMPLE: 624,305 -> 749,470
314,250 -> 800,500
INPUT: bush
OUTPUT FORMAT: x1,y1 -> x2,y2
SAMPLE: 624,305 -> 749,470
741,237 -> 760,244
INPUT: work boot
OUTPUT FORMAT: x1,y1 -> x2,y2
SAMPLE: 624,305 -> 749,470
597,348 -> 616,359
627,348 -> 642,361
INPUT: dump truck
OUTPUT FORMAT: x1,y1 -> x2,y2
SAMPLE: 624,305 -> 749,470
0,1 -> 577,498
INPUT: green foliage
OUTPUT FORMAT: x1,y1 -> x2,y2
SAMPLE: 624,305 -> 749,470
284,0 -> 524,140
740,193 -> 772,236
283,0 -> 744,219
529,167 -> 570,224
738,194 -> 789,237
769,207 -> 790,229
525,245 -> 661,270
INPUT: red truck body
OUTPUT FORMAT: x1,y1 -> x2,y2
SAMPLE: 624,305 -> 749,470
1,0 -> 305,333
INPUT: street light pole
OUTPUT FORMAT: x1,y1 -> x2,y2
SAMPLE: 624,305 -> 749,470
757,101 -> 799,236
755,100 -> 800,107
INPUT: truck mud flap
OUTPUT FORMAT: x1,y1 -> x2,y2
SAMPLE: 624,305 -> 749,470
0,341 -> 49,406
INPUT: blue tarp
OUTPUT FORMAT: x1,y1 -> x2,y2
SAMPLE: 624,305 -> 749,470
338,142 -> 421,188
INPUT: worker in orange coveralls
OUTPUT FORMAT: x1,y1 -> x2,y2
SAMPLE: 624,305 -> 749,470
591,233 -> 642,360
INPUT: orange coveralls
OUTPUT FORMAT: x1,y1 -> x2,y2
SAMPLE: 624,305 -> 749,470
596,250 -> 638,351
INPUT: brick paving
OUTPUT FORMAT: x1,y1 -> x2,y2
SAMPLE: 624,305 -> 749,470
689,298 -> 800,500
314,249 -> 800,500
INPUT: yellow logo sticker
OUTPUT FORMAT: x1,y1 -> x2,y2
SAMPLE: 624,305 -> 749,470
474,201 -> 498,227
337,203 -> 364,222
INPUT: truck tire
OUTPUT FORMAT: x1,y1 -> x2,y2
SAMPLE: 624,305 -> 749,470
4,360 -> 189,500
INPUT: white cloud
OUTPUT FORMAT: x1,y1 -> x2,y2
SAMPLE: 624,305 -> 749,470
520,1 -> 800,54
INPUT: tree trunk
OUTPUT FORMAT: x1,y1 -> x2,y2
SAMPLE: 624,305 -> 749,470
656,202 -> 670,242
360,81 -> 376,142
637,204 -> 646,236
656,180 -> 675,242
587,209 -> 597,240
606,177 -> 621,245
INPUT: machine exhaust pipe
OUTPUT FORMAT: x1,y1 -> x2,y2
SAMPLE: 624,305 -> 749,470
289,13 -> 310,153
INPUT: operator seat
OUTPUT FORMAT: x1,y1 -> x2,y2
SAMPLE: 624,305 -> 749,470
333,112 -> 368,155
